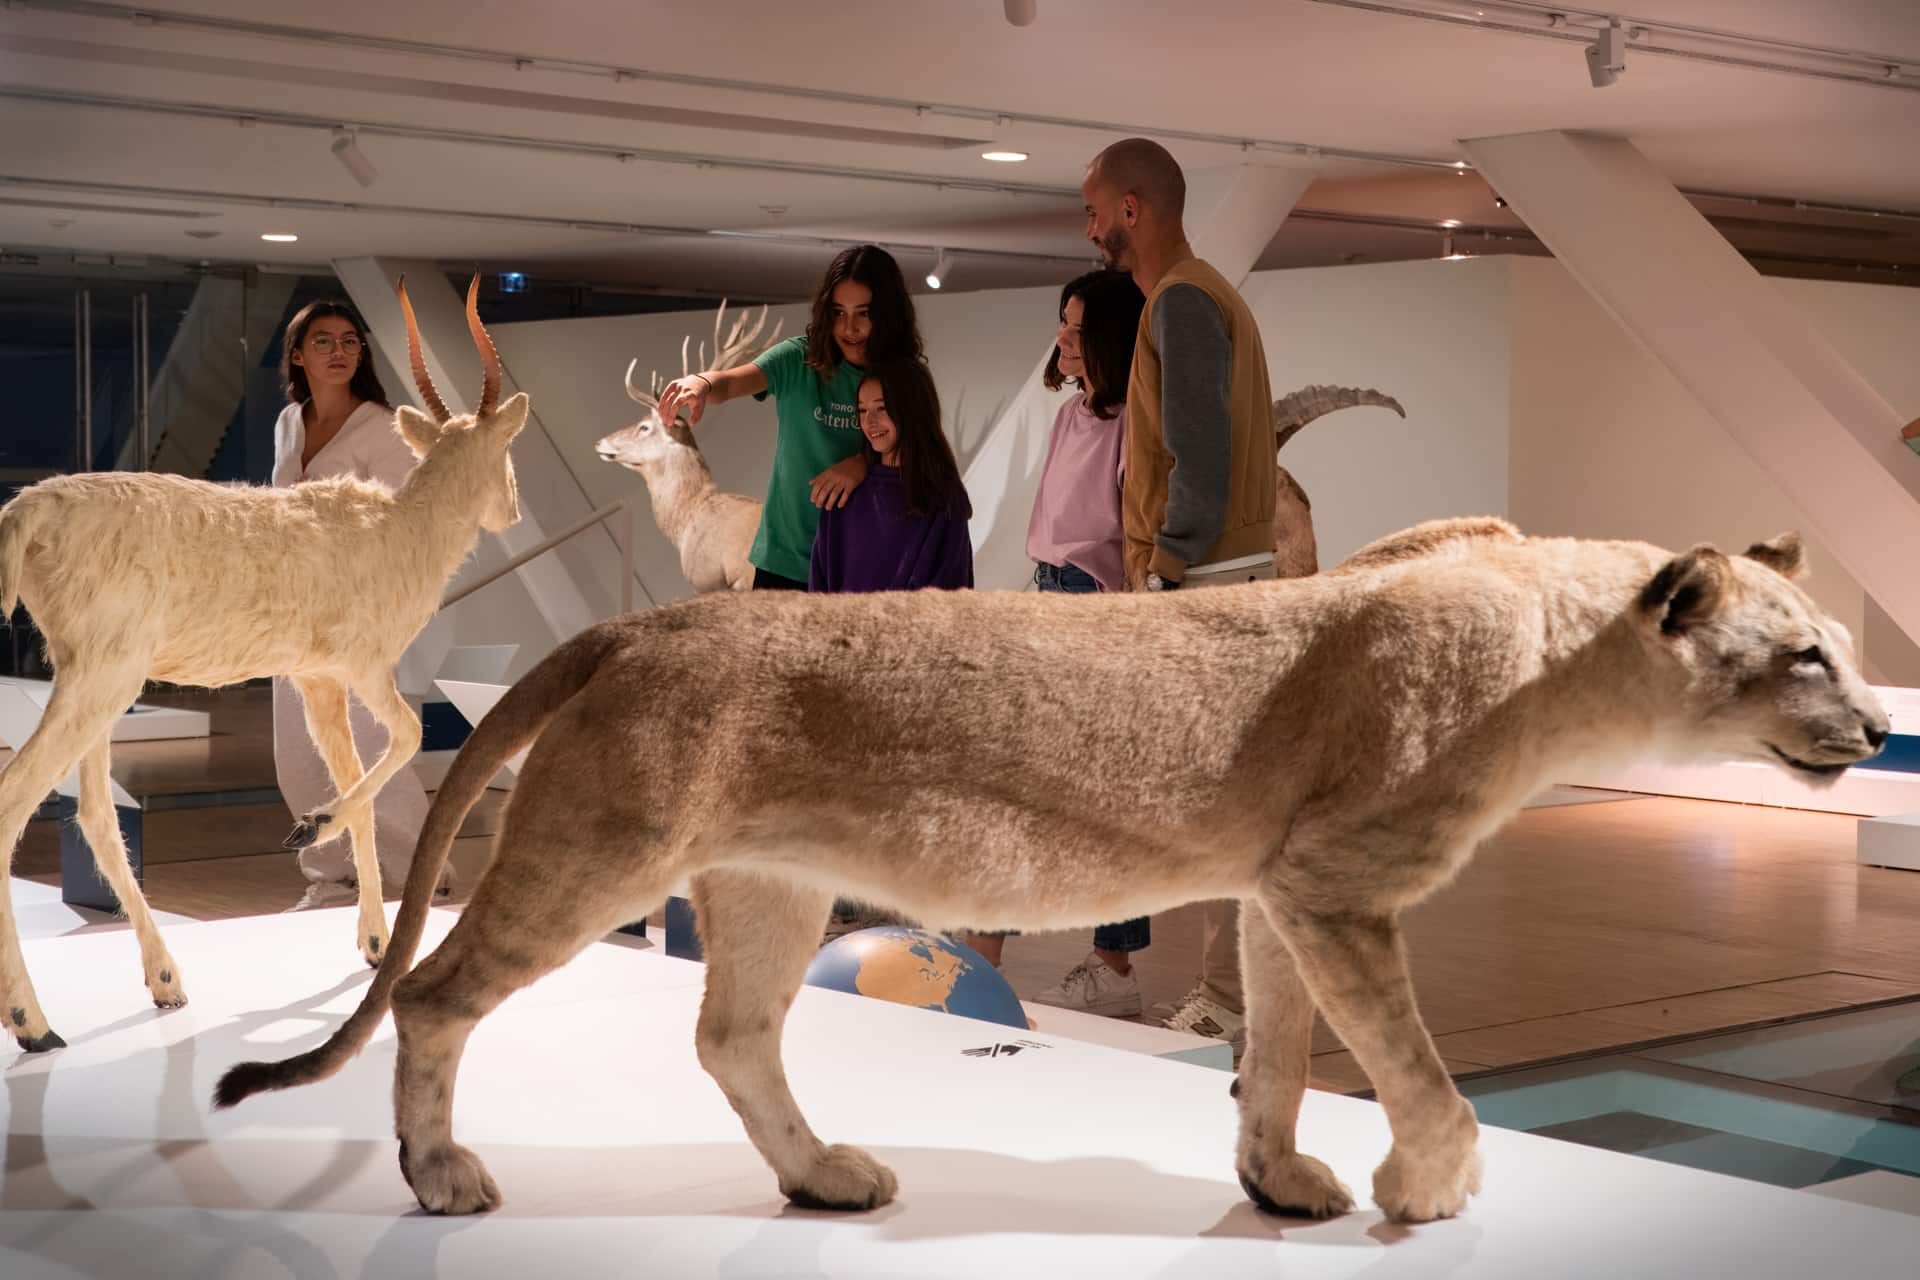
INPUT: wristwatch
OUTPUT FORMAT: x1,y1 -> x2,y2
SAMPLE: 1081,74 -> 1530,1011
1146,572 -> 1179,592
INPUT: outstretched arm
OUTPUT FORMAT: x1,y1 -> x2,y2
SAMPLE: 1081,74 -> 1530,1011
657,362 -> 770,426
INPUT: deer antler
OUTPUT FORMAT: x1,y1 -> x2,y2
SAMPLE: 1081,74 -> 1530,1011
1272,386 -> 1405,453
708,299 -> 782,372
625,300 -> 784,423
396,275 -> 451,424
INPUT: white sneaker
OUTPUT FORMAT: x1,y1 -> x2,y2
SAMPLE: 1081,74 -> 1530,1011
1033,951 -> 1143,1017
284,878 -> 359,912
1161,985 -> 1247,1054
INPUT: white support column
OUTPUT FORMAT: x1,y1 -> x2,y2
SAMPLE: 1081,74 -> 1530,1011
1463,130 -> 1920,646
962,163 -> 1315,590
332,258 -> 604,653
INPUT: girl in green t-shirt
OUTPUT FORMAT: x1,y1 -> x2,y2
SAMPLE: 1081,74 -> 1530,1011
656,245 -> 929,589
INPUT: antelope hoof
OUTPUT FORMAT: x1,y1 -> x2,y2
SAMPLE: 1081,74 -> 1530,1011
15,1028 -> 67,1054
282,812 -> 333,849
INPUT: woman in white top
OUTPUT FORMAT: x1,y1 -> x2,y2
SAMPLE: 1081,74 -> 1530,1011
270,299 -> 442,908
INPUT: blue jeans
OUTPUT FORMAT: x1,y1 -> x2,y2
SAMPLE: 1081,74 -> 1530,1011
1026,559 -> 1149,955
1034,560 -> 1099,593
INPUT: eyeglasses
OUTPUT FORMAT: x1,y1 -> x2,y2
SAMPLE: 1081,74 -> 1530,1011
306,334 -> 363,355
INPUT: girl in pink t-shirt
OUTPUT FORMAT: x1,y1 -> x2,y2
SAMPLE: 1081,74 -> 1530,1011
968,269 -> 1149,1016
1022,270 -> 1145,593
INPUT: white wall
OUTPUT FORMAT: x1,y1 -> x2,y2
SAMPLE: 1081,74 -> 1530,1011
1507,258 -> 1920,681
1244,256 -> 1515,567
466,256 -> 1918,681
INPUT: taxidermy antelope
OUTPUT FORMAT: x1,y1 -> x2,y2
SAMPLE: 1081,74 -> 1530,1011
0,275 -> 524,1055
595,302 -> 782,594
1271,386 -> 1405,578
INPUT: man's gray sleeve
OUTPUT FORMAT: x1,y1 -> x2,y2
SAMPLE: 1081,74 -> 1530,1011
1152,284 -> 1233,570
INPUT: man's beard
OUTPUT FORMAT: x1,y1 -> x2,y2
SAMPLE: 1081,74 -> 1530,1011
1098,224 -> 1130,270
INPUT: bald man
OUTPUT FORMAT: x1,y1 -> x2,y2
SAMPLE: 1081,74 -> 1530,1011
1081,137 -> 1279,1052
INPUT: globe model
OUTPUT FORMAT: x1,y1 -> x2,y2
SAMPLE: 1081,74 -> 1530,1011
804,926 -> 1028,1030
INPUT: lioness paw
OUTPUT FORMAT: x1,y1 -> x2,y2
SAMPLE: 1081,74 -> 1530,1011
782,1143 -> 898,1211
1238,1151 -> 1354,1219
1372,1144 -> 1482,1223
403,1142 -> 502,1216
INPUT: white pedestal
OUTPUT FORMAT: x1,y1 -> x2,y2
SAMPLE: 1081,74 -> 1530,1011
5,908 -> 1919,1278
1857,810 -> 1920,871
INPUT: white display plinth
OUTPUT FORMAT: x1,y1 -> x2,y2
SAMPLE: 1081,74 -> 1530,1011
0,675 -> 210,744
9,875 -> 194,941
3,909 -> 1917,1278
1858,810 -> 1920,872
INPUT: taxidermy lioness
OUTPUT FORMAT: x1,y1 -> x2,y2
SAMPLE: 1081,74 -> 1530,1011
218,517 -> 1888,1224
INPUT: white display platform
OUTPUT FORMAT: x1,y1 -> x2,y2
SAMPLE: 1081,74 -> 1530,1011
1858,810 -> 1920,872
0,676 -> 210,744
4,909 -> 1918,1279
10,875 -> 193,942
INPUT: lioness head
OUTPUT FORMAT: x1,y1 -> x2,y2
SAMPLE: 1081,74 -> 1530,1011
1638,531 -> 1889,784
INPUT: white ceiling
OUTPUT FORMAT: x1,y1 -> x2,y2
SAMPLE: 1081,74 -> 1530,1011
1,0 -> 1916,298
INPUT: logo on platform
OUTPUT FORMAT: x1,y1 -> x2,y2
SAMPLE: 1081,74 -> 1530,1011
961,1039 -> 1051,1059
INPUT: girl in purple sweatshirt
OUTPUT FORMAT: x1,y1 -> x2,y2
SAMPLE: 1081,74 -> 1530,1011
808,361 -> 974,593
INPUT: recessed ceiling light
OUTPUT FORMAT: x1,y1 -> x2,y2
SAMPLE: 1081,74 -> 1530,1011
260,233 -> 299,242
1440,219 -> 1462,228
185,229 -> 221,240
981,150 -> 1029,163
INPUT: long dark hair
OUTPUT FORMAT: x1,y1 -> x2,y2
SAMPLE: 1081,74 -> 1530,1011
1042,269 -> 1144,420
281,299 -> 390,407
805,245 -> 924,377
861,361 -> 971,520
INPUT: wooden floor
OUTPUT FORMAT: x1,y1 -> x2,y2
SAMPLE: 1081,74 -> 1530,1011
11,687 -> 1920,1094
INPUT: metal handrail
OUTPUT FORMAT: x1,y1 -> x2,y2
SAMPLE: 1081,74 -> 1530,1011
439,498 -> 648,614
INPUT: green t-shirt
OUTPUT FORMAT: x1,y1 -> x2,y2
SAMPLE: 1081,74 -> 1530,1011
749,335 -> 868,581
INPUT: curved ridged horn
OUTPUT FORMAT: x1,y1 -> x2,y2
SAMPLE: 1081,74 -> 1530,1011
465,274 -> 502,418
1272,385 -> 1405,453
396,275 -> 451,424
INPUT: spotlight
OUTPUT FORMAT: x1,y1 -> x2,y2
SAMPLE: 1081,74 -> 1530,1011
1493,193 -> 1508,208
330,129 -> 380,187
498,271 -> 529,294
1585,20 -> 1626,88
1003,0 -> 1037,26
926,249 -> 953,290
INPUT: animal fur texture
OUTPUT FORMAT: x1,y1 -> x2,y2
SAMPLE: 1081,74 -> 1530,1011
0,277 -> 523,1055
217,516 -> 1887,1224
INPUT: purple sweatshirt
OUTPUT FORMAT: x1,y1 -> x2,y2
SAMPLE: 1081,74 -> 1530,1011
808,463 -> 974,593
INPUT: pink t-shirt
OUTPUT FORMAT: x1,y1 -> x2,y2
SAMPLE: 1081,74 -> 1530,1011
1026,394 -> 1127,592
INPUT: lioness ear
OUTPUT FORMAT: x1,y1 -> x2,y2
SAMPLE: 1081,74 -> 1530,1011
1743,531 -> 1807,581
1640,545 -> 1734,636
393,405 -> 445,459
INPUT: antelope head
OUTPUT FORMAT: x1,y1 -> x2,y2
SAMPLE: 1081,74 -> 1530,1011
393,273 -> 525,532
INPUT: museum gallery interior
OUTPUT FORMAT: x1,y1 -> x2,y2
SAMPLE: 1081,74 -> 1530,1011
2,2 -> 1920,1276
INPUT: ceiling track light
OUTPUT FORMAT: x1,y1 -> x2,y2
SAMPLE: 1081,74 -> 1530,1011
1585,19 -> 1627,87
329,128 -> 379,188
1003,0 -> 1038,26
926,248 -> 954,290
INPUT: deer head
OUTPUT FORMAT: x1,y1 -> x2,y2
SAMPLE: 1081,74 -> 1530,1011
595,300 -> 781,473
392,273 -> 525,532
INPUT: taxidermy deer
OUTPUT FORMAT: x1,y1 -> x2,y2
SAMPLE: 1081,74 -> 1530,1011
0,275 -> 524,1055
595,302 -> 781,594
